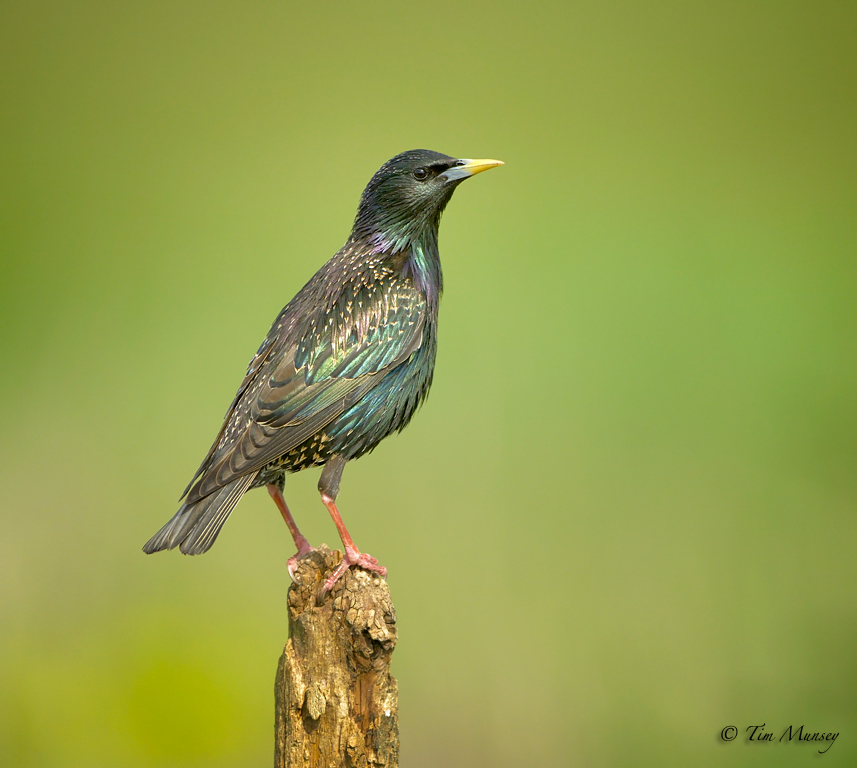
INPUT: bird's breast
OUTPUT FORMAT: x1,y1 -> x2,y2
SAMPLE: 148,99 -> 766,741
323,315 -> 438,461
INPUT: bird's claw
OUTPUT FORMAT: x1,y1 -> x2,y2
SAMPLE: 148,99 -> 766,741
355,552 -> 387,576
287,537 -> 315,583
321,546 -> 387,594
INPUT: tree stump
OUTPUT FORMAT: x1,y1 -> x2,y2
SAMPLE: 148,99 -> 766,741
274,545 -> 398,768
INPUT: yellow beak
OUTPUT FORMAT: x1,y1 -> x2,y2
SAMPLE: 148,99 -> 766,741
441,158 -> 504,182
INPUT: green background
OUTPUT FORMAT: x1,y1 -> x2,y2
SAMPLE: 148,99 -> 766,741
1,2 -> 855,766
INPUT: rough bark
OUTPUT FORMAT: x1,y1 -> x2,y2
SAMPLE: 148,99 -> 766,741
275,545 -> 398,768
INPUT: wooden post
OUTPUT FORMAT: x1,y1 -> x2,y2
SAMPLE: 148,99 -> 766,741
274,545 -> 399,767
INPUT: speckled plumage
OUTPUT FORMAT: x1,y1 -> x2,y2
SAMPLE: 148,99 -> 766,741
143,150 -> 502,578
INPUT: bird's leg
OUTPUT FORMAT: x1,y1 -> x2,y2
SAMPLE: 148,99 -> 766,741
320,493 -> 387,591
267,483 -> 313,581
318,456 -> 387,593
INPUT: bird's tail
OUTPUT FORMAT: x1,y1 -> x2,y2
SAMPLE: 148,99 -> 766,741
142,474 -> 256,555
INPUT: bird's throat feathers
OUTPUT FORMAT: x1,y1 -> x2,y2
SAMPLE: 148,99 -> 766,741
356,226 -> 443,307
402,236 -> 443,307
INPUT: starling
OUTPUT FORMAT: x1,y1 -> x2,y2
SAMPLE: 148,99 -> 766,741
143,150 -> 503,591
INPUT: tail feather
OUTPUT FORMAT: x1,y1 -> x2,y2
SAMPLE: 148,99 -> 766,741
143,474 -> 256,555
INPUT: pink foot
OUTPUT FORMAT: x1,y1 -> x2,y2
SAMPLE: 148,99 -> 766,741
287,536 -> 314,582
322,545 -> 387,593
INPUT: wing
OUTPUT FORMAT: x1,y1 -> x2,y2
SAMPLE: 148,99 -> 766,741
184,269 -> 425,504
179,302 -> 297,498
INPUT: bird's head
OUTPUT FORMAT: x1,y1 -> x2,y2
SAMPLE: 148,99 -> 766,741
352,149 -> 503,252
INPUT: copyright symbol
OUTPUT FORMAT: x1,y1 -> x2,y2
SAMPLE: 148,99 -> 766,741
721,726 -> 738,741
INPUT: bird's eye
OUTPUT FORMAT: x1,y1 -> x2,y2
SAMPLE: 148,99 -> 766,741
412,167 -> 429,181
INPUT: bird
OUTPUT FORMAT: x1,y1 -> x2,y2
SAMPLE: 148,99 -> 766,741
143,150 -> 503,592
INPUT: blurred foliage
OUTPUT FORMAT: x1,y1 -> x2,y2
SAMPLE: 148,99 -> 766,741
1,1 -> 855,766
